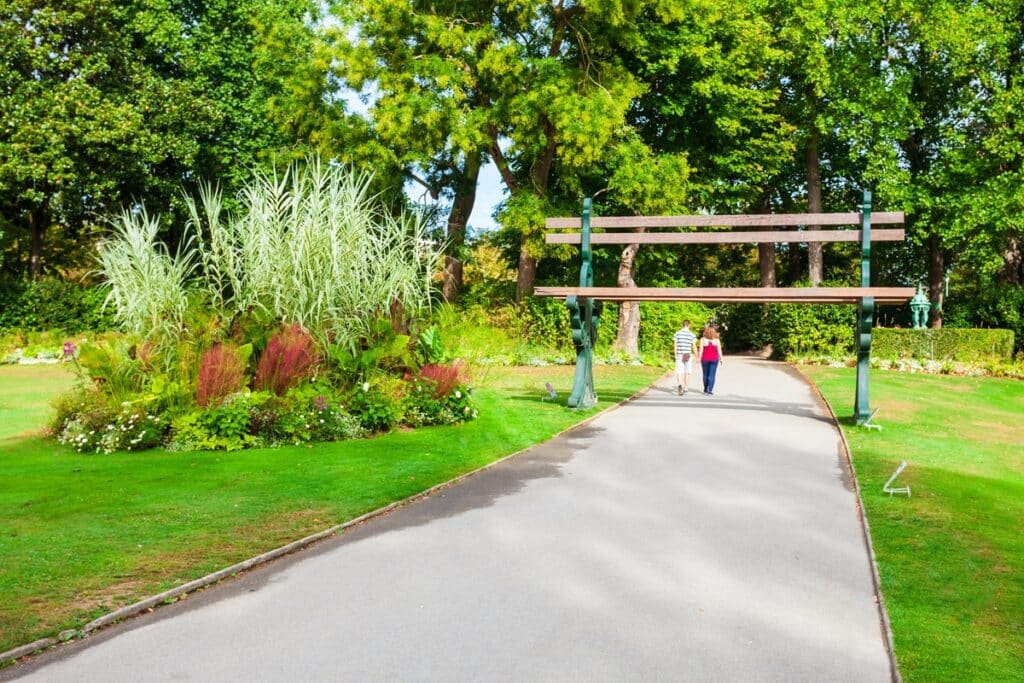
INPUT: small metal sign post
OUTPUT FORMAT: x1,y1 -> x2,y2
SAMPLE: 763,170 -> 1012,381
883,461 -> 911,497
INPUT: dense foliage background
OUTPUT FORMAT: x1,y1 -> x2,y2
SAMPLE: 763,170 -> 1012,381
2,0 -> 1021,353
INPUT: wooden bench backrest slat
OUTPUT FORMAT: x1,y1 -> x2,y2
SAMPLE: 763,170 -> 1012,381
545,211 -> 904,229
534,286 -> 915,305
546,228 -> 905,245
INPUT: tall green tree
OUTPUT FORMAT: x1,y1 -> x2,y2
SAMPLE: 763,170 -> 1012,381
618,0 -> 796,289
328,1 -> 495,302
331,1 -> 689,303
0,0 -> 313,277
824,0 -> 1024,328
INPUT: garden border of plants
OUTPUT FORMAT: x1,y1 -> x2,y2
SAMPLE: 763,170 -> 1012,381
0,370 -> 667,668
790,364 -> 903,683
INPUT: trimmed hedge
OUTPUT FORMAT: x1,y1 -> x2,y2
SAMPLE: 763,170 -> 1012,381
635,301 -> 715,356
483,299 -> 715,360
718,302 -> 856,357
0,278 -> 115,332
872,328 -> 1014,361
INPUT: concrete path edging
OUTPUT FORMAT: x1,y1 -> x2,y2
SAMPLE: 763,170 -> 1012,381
794,365 -> 902,683
0,373 -> 665,668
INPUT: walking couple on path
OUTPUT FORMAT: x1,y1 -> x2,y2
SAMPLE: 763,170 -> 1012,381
672,320 -> 724,396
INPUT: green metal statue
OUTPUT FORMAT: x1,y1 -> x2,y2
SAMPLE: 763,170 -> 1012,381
909,286 -> 930,329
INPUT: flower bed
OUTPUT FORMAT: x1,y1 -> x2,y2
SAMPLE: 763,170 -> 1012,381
49,160 -> 479,454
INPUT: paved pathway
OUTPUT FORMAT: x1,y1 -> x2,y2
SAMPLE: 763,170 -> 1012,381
7,358 -> 892,682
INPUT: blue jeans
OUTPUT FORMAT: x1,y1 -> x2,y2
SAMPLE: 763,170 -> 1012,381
701,360 -> 719,393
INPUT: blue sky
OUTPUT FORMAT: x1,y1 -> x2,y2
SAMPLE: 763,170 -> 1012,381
466,161 -> 503,232
403,159 -> 504,233
346,88 -> 504,232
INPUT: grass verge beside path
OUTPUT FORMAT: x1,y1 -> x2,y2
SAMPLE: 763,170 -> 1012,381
0,363 -> 662,657
802,367 -> 1023,683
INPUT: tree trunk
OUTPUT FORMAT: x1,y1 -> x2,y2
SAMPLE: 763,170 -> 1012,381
758,242 -> 776,286
806,132 -> 823,286
28,206 -> 47,279
515,247 -> 537,303
757,197 -> 776,287
442,156 -> 481,303
928,233 -> 944,328
614,234 -> 643,356
1002,235 -> 1024,285
615,300 -> 641,356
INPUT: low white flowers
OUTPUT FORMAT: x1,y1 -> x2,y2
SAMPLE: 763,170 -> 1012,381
362,382 -> 370,392
454,390 -> 462,399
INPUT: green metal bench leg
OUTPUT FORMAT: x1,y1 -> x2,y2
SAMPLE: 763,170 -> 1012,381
566,197 -> 599,409
566,295 -> 598,409
854,190 -> 873,424
855,296 -> 874,424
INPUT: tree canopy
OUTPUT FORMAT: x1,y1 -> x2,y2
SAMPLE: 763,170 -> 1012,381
1,0 -> 1021,341
0,0 -> 312,276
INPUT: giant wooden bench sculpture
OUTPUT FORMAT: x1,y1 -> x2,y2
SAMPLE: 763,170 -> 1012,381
534,191 -> 914,423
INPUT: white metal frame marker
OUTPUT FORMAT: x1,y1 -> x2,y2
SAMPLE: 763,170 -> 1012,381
883,461 -> 911,497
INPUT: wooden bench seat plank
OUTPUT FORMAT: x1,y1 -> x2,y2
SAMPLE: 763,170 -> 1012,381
545,229 -> 905,245
545,211 -> 904,229
534,286 -> 915,305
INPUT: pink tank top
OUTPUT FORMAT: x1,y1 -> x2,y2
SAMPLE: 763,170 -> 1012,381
701,340 -> 720,361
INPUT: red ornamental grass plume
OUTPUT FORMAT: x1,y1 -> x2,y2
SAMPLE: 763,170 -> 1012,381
196,343 -> 246,407
255,323 -> 319,395
419,360 -> 466,398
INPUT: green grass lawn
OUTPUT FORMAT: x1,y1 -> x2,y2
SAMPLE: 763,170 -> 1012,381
0,363 -> 662,655
0,364 -> 77,439
802,367 -> 1023,683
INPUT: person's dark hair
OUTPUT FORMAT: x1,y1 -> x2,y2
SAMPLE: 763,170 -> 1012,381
682,319 -> 690,327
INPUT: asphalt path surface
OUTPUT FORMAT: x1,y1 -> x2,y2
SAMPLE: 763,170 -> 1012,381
7,358 -> 892,682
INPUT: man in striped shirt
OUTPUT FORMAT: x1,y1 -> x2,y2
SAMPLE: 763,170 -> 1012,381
672,320 -> 697,395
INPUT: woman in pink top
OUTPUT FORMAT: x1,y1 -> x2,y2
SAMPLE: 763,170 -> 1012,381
699,325 -> 723,395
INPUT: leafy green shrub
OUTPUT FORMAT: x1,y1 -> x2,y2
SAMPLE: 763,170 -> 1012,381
403,380 -> 478,427
325,317 -> 414,383
717,301 -> 856,357
76,338 -> 148,403
267,385 -> 363,444
489,299 -> 574,353
944,284 -> 1024,355
169,393 -> 264,451
50,385 -> 108,435
635,301 -> 715,356
346,382 -> 402,432
462,241 -> 517,304
0,278 -> 116,333
432,304 -> 519,363
416,325 -> 445,365
872,328 -> 1014,361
